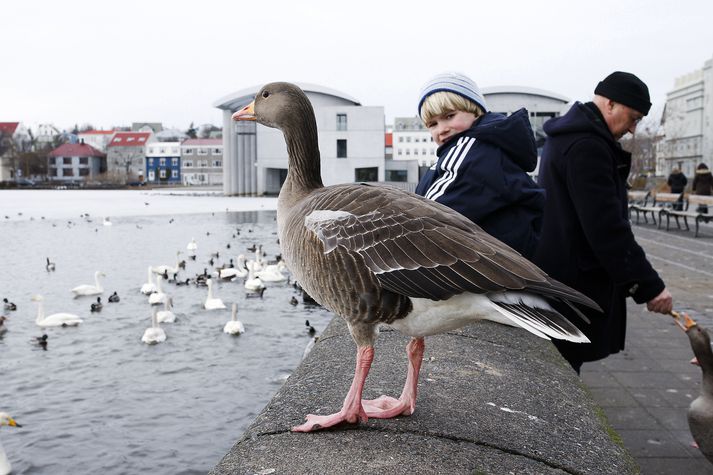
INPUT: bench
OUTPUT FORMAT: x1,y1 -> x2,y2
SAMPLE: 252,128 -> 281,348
662,194 -> 713,237
629,192 -> 681,227
627,190 -> 650,220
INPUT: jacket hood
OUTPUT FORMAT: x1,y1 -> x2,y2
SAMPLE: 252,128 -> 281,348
543,102 -> 614,144
438,108 -> 537,172
696,169 -> 712,175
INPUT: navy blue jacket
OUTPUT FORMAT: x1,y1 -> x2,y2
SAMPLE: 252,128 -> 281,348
534,102 -> 665,365
415,108 -> 544,259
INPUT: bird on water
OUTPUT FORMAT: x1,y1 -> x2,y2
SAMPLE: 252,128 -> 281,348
233,82 -> 599,432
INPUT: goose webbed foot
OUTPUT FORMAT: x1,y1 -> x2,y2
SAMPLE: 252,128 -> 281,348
292,407 -> 367,432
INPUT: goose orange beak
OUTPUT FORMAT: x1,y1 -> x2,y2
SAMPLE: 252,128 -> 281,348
8,417 -> 21,428
232,101 -> 256,121
671,310 -> 697,331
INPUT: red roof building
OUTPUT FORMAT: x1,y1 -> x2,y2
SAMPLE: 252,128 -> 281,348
48,142 -> 106,158
0,122 -> 19,136
108,132 -> 152,147
47,142 -> 106,182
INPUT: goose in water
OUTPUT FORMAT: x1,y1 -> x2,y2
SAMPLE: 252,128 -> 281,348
108,291 -> 120,303
32,295 -> 83,327
148,275 -> 168,305
140,267 -> 157,295
2,299 -> 15,312
676,312 -> 713,464
46,257 -> 56,272
90,297 -> 103,312
223,303 -> 245,335
233,82 -> 599,432
157,298 -> 176,323
151,251 -> 181,276
142,306 -> 166,344
71,271 -> 105,297
204,278 -> 226,310
0,412 -> 21,475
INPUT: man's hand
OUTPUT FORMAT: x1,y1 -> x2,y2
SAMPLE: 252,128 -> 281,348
647,288 -> 673,314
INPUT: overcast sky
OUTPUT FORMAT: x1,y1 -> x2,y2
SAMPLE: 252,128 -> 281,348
3,0 -> 712,132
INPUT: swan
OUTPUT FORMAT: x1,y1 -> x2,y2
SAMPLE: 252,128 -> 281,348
186,237 -> 198,253
140,267 -> 157,295
220,255 -> 248,280
244,261 -> 265,292
223,303 -> 245,335
151,251 -> 181,276
142,306 -> 166,344
157,298 -> 176,323
46,257 -> 56,272
148,275 -> 168,305
102,217 -> 112,226
204,278 -> 226,310
0,412 -> 21,475
71,271 -> 105,297
32,295 -> 83,327
256,260 -> 288,283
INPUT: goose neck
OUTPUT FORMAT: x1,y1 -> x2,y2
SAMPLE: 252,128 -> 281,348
35,301 -> 45,324
283,121 -> 323,192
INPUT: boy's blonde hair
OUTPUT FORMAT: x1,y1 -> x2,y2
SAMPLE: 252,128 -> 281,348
420,91 -> 484,125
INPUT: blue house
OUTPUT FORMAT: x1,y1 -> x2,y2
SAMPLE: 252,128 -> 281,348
145,141 -> 181,184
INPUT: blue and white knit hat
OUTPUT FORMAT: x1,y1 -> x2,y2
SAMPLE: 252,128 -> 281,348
417,72 -> 488,115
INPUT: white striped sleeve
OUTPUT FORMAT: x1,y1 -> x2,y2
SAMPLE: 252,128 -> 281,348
425,137 -> 476,201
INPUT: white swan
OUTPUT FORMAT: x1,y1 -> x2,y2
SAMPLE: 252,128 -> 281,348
245,261 -> 266,292
102,217 -> 112,226
256,260 -> 288,283
140,267 -> 157,295
204,278 -> 226,310
142,306 -> 166,344
186,238 -> 198,252
32,295 -> 83,327
148,275 -> 168,305
223,303 -> 245,335
0,412 -> 21,475
157,297 -> 176,323
151,251 -> 181,276
219,255 -> 248,280
71,271 -> 105,297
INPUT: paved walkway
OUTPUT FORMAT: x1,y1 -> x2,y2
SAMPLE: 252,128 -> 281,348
581,222 -> 713,474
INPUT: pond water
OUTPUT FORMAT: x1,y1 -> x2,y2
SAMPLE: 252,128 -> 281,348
0,190 -> 334,474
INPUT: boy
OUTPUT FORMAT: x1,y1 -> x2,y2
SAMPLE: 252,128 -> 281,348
414,72 -> 544,259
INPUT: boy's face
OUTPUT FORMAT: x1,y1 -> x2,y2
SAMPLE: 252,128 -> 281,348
425,110 -> 477,146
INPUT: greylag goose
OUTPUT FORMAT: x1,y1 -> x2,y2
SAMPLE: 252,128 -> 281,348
233,82 -> 599,432
678,313 -> 713,464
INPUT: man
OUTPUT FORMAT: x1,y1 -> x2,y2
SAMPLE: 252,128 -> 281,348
534,71 -> 673,373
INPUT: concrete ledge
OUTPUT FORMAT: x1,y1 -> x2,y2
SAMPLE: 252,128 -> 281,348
211,318 -> 638,474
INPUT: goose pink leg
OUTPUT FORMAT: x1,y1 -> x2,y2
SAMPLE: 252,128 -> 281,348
362,337 -> 425,418
292,346 -> 373,432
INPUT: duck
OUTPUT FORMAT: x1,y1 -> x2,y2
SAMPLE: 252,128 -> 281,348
35,334 -> 48,349
305,319 -> 316,336
289,296 -> 298,306
140,267 -> 157,295
0,412 -> 21,475
156,298 -> 176,324
223,303 -> 245,335
2,299 -> 16,312
151,251 -> 182,276
678,312 -> 713,464
233,82 -> 598,432
142,306 -> 166,345
148,275 -> 168,305
108,291 -> 120,303
32,295 -> 83,327
204,278 -> 226,310
90,297 -> 103,312
71,271 -> 105,297
46,257 -> 56,272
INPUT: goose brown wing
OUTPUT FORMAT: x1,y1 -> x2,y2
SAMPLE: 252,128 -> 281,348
304,184 -> 597,309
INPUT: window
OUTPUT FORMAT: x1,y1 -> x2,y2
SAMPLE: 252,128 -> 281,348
397,150 -> 403,155
386,170 -> 408,182
184,148 -> 194,154
336,113 -> 347,131
355,167 -> 378,182
398,137 -> 404,143
159,148 -> 165,154
127,137 -> 134,142
148,158 -> 154,166
63,168 -> 73,176
212,160 -> 222,167
184,161 -> 193,168
337,139 -> 347,158
198,148 -> 208,155
212,147 -> 222,155
171,148 -> 179,154
148,147 -> 154,154
200,160 -> 208,167
138,137 -> 145,142
79,157 -> 88,165
160,169 -> 167,179
172,169 -> 178,178
160,158 -> 166,166
406,137 -> 411,143
79,168 -> 89,176
172,158 -> 179,166
63,157 -> 72,165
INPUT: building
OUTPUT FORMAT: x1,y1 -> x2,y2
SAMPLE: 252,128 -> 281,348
35,124 -> 62,150
393,86 -> 570,180
77,130 -> 115,153
47,141 -> 106,182
0,122 -> 32,181
213,83 -> 385,196
181,139 -> 223,185
146,141 -> 181,184
106,131 -> 154,183
656,57 -> 713,177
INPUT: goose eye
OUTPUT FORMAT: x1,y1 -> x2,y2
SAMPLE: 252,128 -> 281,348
261,91 -> 270,98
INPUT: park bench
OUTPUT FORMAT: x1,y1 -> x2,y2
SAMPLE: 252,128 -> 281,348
629,191 -> 681,227
627,190 -> 650,221
661,194 -> 713,237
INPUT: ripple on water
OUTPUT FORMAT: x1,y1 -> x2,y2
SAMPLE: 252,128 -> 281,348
0,207 -> 334,474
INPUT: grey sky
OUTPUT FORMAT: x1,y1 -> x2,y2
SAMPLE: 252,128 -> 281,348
3,0 -> 712,131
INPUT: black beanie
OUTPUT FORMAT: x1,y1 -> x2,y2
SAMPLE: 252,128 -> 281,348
594,71 -> 651,115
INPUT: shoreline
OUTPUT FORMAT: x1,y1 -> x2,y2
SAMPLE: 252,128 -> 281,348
0,189 -> 278,222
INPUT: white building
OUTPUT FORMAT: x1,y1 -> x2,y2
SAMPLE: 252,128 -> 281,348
77,130 -> 115,153
656,57 -> 713,177
213,83 -> 385,196
181,138 -> 223,186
